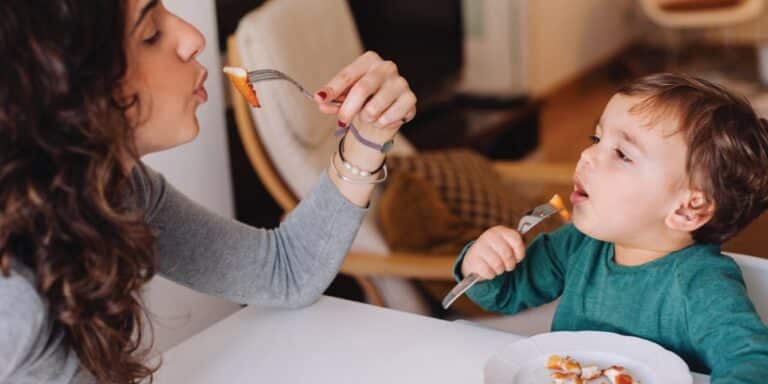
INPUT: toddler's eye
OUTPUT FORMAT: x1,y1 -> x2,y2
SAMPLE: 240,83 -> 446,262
588,135 -> 600,144
615,149 -> 632,163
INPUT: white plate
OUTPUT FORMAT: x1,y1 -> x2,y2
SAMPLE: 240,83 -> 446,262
484,331 -> 692,384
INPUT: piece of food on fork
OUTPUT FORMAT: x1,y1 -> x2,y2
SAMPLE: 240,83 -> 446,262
548,194 -> 571,222
223,66 -> 261,108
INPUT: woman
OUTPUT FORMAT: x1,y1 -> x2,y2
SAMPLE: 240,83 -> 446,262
0,0 -> 416,383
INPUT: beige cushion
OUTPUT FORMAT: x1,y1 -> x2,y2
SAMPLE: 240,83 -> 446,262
380,150 -> 565,254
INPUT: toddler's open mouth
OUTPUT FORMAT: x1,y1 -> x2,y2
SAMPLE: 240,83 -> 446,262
571,178 -> 589,204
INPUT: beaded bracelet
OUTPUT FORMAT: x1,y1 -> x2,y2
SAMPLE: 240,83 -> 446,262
338,133 -> 386,176
330,151 -> 388,185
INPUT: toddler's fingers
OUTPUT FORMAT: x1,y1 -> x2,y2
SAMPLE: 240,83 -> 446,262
475,257 -> 498,280
495,226 -> 527,263
480,249 -> 506,276
487,226 -> 518,271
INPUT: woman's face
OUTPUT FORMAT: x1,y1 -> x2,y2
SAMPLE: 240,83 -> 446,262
122,0 -> 208,156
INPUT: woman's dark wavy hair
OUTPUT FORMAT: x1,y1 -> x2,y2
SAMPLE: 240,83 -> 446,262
0,1 -> 157,382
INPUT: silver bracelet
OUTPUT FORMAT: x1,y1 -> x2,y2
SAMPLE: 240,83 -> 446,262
330,152 -> 388,185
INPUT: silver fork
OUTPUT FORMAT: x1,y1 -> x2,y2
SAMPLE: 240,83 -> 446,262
247,69 -> 342,106
441,198 -> 566,310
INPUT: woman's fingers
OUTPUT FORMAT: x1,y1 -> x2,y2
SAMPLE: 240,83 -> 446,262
316,50 -> 415,138
316,93 -> 347,115
336,60 -> 398,125
376,90 -> 417,127
359,76 -> 408,124
315,51 -> 382,104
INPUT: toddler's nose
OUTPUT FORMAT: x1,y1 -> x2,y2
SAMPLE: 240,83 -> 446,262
578,146 -> 596,170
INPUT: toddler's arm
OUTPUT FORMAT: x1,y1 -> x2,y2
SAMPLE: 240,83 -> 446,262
453,224 -> 584,314
684,257 -> 768,383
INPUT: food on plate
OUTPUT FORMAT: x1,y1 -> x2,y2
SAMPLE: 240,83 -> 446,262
550,371 -> 584,384
604,366 -> 640,384
547,355 -> 581,374
223,66 -> 261,108
547,355 -> 639,384
580,365 -> 601,380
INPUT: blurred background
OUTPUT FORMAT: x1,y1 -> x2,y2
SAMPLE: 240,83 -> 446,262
144,0 -> 768,353
217,0 -> 768,255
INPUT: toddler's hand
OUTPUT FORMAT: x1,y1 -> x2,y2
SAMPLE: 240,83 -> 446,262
460,226 -> 526,280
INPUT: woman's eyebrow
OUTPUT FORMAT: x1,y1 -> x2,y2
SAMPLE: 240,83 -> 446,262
132,0 -> 159,33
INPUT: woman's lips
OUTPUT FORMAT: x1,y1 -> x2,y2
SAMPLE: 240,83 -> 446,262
194,69 -> 209,103
570,178 -> 589,205
194,86 -> 208,103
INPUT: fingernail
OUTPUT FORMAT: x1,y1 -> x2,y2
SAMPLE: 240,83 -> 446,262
317,91 -> 327,100
337,120 -> 347,128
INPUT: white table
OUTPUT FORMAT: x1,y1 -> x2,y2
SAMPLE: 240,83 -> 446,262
156,296 -> 710,383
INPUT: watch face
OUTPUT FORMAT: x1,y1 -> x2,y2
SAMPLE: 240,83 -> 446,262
382,140 -> 394,153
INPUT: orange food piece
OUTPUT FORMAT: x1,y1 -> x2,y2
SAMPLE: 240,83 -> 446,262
547,355 -> 581,374
223,66 -> 261,108
548,194 -> 571,221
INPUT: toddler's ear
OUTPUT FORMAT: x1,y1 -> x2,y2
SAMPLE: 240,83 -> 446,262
665,190 -> 715,232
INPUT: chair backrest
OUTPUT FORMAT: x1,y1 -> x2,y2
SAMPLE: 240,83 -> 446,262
726,252 -> 768,323
640,0 -> 764,28
231,0 -> 415,255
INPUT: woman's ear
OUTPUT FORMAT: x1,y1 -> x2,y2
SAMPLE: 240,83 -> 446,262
665,190 -> 715,232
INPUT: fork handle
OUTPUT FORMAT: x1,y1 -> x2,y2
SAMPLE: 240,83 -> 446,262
441,273 -> 481,309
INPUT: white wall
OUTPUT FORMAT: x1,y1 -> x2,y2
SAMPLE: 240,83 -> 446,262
526,0 -> 638,96
459,0 -> 639,98
460,0 -> 529,97
141,0 -> 242,354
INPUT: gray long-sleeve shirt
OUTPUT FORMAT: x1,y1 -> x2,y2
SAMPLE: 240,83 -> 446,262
0,164 -> 367,383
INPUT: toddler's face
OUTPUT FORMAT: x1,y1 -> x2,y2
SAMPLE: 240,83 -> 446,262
571,94 -> 690,247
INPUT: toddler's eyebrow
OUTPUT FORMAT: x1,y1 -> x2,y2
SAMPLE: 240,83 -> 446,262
620,130 -> 645,154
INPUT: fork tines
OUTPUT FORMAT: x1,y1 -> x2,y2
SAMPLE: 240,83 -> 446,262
532,203 -> 563,218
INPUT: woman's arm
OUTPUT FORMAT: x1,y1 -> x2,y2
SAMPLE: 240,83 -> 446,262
137,165 -> 366,308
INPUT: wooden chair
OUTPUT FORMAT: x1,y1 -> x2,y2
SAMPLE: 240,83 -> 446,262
224,0 -> 574,313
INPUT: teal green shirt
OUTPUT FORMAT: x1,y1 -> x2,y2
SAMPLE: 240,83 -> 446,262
454,224 -> 768,383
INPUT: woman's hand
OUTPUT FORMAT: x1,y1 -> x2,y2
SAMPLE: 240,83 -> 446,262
461,226 -> 527,280
317,51 -> 415,208
314,51 -> 416,144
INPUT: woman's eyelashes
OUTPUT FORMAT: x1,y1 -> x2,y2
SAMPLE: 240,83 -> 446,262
143,29 -> 162,45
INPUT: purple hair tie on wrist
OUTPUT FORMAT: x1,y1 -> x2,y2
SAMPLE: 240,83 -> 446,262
334,123 -> 394,153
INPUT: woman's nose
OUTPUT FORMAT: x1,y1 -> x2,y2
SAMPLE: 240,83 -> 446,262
176,17 -> 206,62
